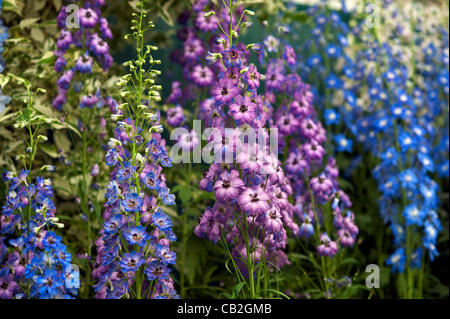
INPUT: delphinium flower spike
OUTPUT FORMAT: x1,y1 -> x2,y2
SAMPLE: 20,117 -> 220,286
291,0 -> 447,298
53,0 -> 114,293
0,75 -> 80,299
261,39 -> 358,258
168,0 -> 297,298
92,0 -> 178,299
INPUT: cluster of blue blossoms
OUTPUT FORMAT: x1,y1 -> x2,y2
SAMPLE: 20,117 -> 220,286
91,113 -> 179,298
288,0 -> 448,273
1,170 -> 79,298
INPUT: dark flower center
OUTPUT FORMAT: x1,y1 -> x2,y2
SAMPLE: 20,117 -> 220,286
222,180 -> 230,188
154,266 -> 163,276
128,199 -> 137,207
132,233 -> 143,242
128,258 -> 137,267
250,193 -> 259,202
239,104 -> 248,113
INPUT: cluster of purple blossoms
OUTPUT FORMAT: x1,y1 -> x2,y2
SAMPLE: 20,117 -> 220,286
262,43 -> 358,257
53,0 -> 113,110
1,170 -> 79,299
171,1 -> 295,275
91,115 -> 178,299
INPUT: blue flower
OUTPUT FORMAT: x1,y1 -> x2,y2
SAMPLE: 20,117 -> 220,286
325,44 -> 342,58
35,269 -> 63,298
390,223 -> 405,245
116,162 -> 135,183
418,153 -> 434,172
374,116 -> 391,131
423,220 -> 439,243
399,169 -> 418,189
152,209 -> 172,231
403,204 -> 426,226
380,147 -> 398,165
334,134 -> 353,152
124,225 -> 149,247
142,172 -> 160,190
105,180 -> 121,205
437,160 -> 449,177
344,90 -> 357,107
420,184 -> 438,209
307,54 -> 322,68
105,149 -> 119,167
159,188 -> 176,206
398,132 -> 415,151
144,260 -> 171,281
104,214 -> 124,234
156,244 -> 176,265
386,248 -> 406,273
423,240 -> 439,261
160,156 -> 173,167
383,69 -> 399,83
43,231 -> 63,249
121,192 -> 143,213
120,251 -> 144,272
325,74 -> 342,89
324,109 -> 340,125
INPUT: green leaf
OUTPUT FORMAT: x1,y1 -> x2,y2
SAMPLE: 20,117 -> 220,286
19,18 -> 41,29
233,282 -> 247,297
260,288 -> 291,299
3,0 -> 24,16
31,28 -> 46,43
34,0 -> 47,11
7,73 -> 31,88
40,144 -> 58,158
0,74 -> 10,88
52,0 -> 62,11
